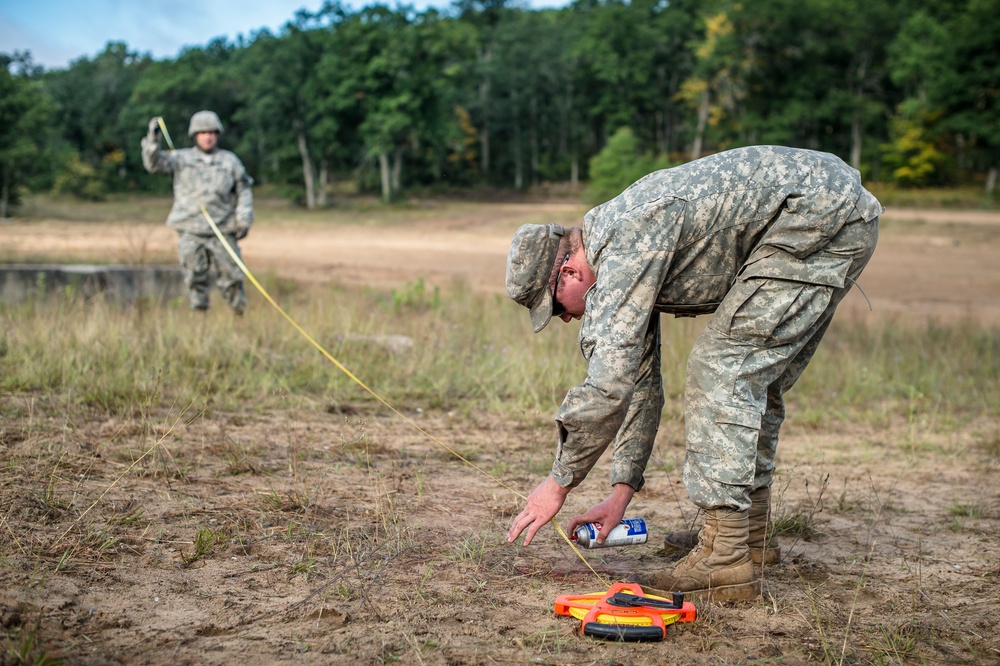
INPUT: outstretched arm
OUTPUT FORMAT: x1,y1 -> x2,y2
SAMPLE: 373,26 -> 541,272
140,117 -> 174,174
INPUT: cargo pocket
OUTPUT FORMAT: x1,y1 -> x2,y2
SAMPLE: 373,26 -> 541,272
740,245 -> 853,289
181,241 -> 210,275
705,278 -> 765,339
686,405 -> 760,487
728,278 -> 833,348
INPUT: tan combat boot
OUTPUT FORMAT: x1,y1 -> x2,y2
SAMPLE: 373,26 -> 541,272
662,488 -> 780,566
746,487 -> 781,565
631,508 -> 757,603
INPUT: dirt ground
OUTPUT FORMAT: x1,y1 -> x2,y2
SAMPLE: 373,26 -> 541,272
2,200 -> 999,664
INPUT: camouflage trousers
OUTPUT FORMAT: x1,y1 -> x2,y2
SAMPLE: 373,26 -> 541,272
683,217 -> 879,511
176,232 -> 247,314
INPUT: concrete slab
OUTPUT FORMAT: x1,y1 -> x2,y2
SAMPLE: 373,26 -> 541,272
0,264 -> 185,305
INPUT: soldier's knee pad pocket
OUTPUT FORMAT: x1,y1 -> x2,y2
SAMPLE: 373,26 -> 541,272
181,245 -> 211,274
687,406 -> 760,485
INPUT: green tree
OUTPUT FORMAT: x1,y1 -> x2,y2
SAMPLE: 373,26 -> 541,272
122,38 -> 246,193
716,0 -> 898,168
928,0 -> 998,194
585,126 -> 669,205
570,0 -> 700,164
456,0 -> 517,180
888,1 -> 999,192
0,52 -> 55,217
319,5 -> 416,201
325,5 -> 474,201
6,0 -> 995,204
45,42 -> 152,193
885,8 -> 952,186
235,6 -> 347,208
809,0 -> 900,171
488,7 -> 575,189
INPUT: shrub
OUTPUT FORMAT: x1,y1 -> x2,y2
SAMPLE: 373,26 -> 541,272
584,127 -> 672,206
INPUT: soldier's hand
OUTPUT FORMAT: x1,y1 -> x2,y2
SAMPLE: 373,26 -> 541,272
567,484 -> 634,545
507,476 -> 570,546
147,117 -> 161,140
234,225 -> 249,240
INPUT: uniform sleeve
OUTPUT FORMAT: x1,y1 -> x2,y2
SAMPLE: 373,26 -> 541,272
550,250 -> 670,490
141,136 -> 175,174
608,314 -> 663,489
233,158 -> 254,229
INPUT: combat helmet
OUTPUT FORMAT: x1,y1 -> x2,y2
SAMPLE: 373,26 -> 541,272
188,110 -> 224,136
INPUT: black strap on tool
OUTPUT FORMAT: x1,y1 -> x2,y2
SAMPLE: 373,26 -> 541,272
606,591 -> 686,610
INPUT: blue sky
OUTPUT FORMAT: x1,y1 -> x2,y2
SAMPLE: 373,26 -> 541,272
0,0 -> 567,70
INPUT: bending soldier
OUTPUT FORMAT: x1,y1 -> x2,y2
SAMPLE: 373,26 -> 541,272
504,146 -> 882,601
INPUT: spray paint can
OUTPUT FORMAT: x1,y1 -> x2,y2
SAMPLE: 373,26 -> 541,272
572,518 -> 648,549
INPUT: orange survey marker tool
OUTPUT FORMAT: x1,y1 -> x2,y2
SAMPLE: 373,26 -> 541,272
554,581 -> 696,642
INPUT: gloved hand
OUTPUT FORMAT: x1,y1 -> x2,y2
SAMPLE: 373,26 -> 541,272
147,117 -> 161,141
234,225 -> 249,240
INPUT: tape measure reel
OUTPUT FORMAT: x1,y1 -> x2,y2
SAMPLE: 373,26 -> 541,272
554,581 -> 696,642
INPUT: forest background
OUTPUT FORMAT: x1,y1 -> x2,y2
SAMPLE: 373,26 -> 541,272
1,0 -> 998,216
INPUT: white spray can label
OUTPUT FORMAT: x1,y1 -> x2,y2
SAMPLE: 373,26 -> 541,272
572,518 -> 648,549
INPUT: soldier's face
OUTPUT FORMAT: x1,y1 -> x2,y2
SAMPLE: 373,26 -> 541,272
553,261 -> 593,322
195,131 -> 219,152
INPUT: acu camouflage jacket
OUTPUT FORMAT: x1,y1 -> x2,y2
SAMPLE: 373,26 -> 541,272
551,145 -> 883,491
141,139 -> 254,236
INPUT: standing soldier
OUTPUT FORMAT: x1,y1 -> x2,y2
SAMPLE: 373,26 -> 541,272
141,110 -> 254,314
504,146 -> 882,602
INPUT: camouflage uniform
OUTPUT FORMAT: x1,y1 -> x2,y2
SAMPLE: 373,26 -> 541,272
141,121 -> 254,313
525,146 -> 882,511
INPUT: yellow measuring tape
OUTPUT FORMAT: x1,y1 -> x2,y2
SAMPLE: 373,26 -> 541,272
157,118 -> 610,587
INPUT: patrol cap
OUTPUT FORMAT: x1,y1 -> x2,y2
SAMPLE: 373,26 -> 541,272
188,110 -> 224,136
506,223 -> 564,333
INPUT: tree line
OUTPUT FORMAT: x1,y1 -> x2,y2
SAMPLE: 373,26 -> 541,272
1,0 -> 996,216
